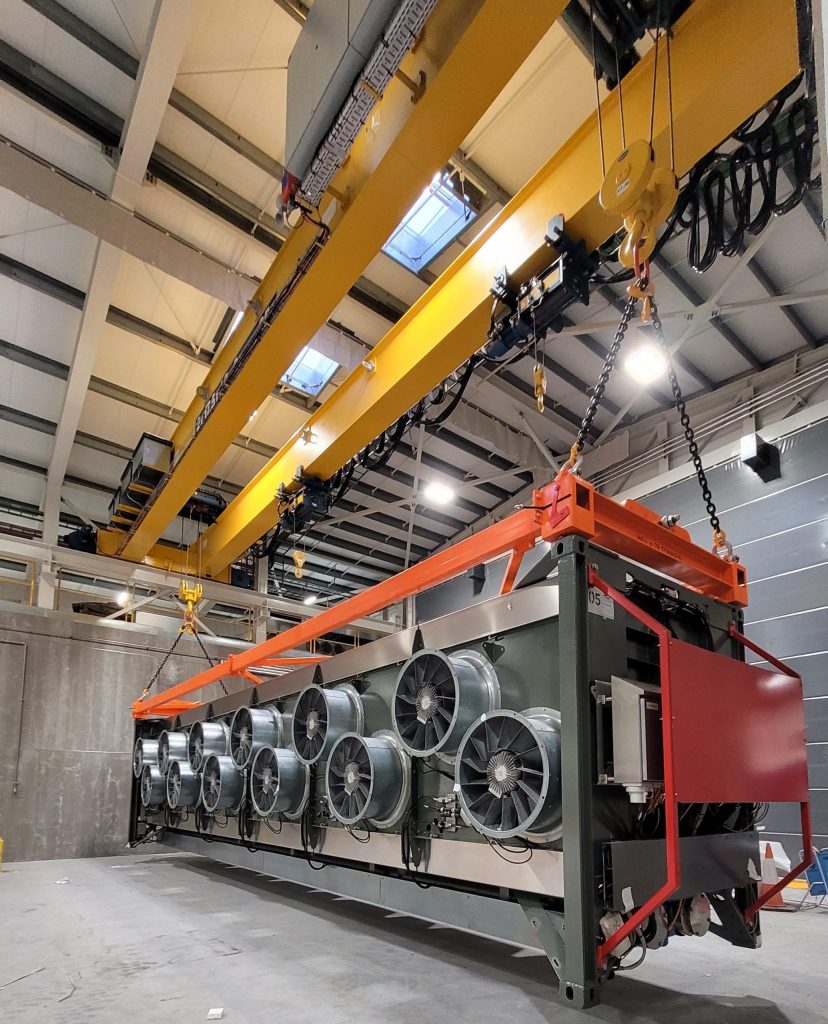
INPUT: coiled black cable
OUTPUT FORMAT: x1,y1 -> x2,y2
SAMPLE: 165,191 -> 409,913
594,81 -> 818,283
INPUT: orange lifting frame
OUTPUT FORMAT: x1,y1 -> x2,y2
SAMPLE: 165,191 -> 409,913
133,469 -> 747,720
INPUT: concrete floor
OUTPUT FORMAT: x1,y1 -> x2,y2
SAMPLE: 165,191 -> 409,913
0,854 -> 825,1024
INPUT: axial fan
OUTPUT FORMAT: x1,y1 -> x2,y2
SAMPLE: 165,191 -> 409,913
292,684 -> 363,765
326,731 -> 409,828
393,648 -> 499,758
166,759 -> 201,810
132,737 -> 159,779
140,763 -> 166,809
157,729 -> 188,775
250,745 -> 308,818
200,753 -> 245,813
455,708 -> 562,840
188,721 -> 229,771
230,707 -> 285,768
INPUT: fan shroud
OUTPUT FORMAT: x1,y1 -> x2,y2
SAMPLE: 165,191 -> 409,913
231,707 -> 285,768
455,708 -> 562,840
140,763 -> 166,809
157,729 -> 188,775
200,753 -> 245,813
133,737 -> 159,779
392,648 -> 499,759
250,744 -> 309,819
188,721 -> 229,772
166,759 -> 201,810
326,730 -> 410,828
291,683 -> 364,765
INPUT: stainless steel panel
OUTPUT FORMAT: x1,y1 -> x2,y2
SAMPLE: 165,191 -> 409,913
164,817 -> 564,898
164,831 -> 543,951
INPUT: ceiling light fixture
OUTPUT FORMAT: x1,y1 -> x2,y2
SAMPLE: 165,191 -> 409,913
623,342 -> 668,385
115,590 -> 130,608
423,480 -> 455,506
303,594 -> 318,606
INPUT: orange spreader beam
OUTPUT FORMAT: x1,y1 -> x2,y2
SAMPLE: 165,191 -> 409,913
133,470 -> 748,719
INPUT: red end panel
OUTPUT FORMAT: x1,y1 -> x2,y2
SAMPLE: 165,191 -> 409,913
669,638 -> 809,804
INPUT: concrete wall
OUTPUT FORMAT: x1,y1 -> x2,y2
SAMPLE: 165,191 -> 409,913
0,604 -> 243,862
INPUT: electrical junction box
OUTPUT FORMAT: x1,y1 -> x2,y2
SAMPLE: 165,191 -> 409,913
610,675 -> 663,803
285,0 -> 399,179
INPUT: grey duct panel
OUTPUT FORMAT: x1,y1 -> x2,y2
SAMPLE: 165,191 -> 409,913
285,0 -> 398,177
637,416 -> 828,858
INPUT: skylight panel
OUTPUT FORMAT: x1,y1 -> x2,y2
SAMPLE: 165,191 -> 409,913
280,345 -> 339,397
382,170 -> 480,273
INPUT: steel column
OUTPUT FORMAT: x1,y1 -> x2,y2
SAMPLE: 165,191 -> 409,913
556,538 -> 600,1008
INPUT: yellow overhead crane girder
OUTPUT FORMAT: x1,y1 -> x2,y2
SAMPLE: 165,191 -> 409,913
100,0 -> 568,567
188,0 -> 801,579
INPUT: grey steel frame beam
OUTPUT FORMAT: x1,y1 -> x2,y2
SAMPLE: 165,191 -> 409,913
744,253 -> 817,349
272,0 -> 309,25
654,257 -> 764,371
0,40 -> 405,325
556,536 -> 600,1009
21,0 -> 283,179
594,285 -> 715,393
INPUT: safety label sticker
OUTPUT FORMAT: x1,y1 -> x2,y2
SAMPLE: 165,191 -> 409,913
587,586 -> 615,619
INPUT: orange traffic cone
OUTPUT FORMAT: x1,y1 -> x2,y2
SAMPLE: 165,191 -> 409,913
758,842 -> 786,910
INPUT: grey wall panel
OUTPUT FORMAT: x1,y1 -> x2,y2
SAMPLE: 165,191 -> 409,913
776,654 -> 828,699
764,790 -> 828,836
808,743 -> 828,789
745,562 -> 828,624
644,422 -> 828,529
805,697 -> 828,742
735,517 -> 828,580
746,608 -> 828,661
0,604 -> 245,862
640,417 -> 828,845
758,832 -> 826,865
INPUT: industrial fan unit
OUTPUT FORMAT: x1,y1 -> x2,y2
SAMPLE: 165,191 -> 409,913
455,708 -> 562,840
250,745 -> 309,818
166,759 -> 201,811
201,753 -> 245,813
393,648 -> 499,758
188,720 -> 229,771
291,683 -> 364,765
140,763 -> 166,809
231,706 -> 286,768
132,737 -> 159,779
326,730 -> 410,828
157,729 -> 188,775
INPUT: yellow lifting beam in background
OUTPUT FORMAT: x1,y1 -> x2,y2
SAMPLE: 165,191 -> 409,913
100,0 -> 567,567
190,0 -> 801,578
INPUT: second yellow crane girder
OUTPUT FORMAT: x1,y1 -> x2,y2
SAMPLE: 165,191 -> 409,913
192,0 -> 801,578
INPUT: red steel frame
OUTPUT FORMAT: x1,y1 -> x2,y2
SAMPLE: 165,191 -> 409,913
134,468 -> 747,720
590,570 -> 812,965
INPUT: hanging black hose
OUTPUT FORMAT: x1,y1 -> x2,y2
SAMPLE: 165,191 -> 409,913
594,81 -> 818,283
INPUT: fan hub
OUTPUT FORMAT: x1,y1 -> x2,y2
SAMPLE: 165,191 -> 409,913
261,766 -> 275,793
415,683 -> 441,724
306,710 -> 320,738
486,750 -> 520,797
344,761 -> 361,795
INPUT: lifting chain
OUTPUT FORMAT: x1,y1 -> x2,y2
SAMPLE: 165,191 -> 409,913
567,257 -> 728,554
570,291 -> 638,465
139,588 -> 225,701
649,293 -> 726,550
